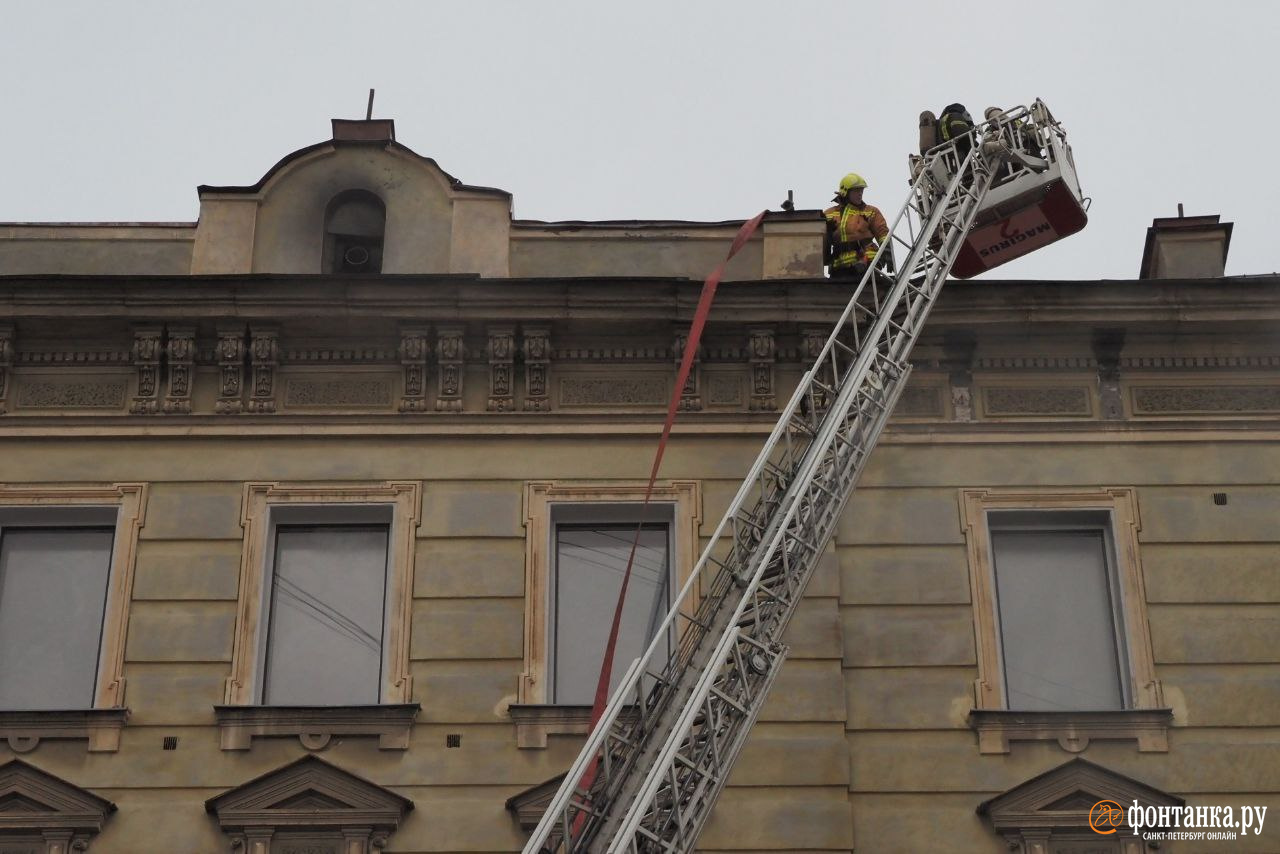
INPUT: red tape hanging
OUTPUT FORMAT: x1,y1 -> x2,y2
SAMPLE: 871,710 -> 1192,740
569,209 -> 768,833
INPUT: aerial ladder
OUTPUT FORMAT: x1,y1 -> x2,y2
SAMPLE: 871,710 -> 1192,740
524,100 -> 1088,854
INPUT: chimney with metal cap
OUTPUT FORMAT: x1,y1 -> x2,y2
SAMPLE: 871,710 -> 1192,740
1139,207 -> 1233,279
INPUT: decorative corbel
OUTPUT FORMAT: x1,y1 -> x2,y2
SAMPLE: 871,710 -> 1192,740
522,326 -> 551,411
487,326 -> 516,412
674,329 -> 701,412
215,324 -> 246,414
129,325 -> 163,414
163,326 -> 196,414
435,326 -> 465,411
247,327 -> 279,414
398,327 -> 430,412
1093,328 -> 1126,421
942,330 -> 977,422
748,327 -> 777,411
0,323 -> 12,414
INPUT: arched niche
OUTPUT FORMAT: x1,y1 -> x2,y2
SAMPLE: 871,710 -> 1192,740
323,189 -> 386,273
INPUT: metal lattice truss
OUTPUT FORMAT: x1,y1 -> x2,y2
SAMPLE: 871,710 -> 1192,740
526,105 -> 1051,854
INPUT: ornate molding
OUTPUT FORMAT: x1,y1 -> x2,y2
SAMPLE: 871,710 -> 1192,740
1093,328 -> 1126,421
213,705 -> 419,751
434,326 -> 464,412
559,374 -> 666,407
216,325 -> 246,415
15,378 -> 127,410
283,377 -> 393,409
747,327 -> 775,411
893,385 -> 945,418
128,326 -> 162,415
0,709 -> 129,754
941,332 -> 976,423
0,324 -> 11,414
397,328 -> 429,413
969,709 -> 1172,755
1131,384 -> 1280,415
284,347 -> 396,364
522,326 -> 551,412
247,327 -> 279,414
15,349 -> 130,365
0,759 -> 117,850
487,326 -> 515,412
704,369 -> 743,407
981,385 -> 1092,417
163,327 -> 196,414
206,755 -> 413,854
674,329 -> 701,412
552,347 -> 668,362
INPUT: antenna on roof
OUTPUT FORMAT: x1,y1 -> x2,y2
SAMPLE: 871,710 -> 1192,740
366,89 -> 375,121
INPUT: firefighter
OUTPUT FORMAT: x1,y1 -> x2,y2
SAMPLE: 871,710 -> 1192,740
937,103 -> 974,159
824,173 -> 889,280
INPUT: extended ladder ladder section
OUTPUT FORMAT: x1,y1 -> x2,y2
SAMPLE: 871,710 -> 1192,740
526,101 -> 1073,854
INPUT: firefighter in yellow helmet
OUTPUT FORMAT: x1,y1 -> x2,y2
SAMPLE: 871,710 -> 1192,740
824,173 -> 889,280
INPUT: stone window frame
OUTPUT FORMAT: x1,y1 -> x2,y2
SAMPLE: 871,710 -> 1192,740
959,488 -> 1170,754
511,480 -> 701,748
0,483 -> 147,754
218,482 -> 421,752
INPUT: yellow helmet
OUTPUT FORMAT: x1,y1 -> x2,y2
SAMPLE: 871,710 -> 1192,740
838,172 -> 868,194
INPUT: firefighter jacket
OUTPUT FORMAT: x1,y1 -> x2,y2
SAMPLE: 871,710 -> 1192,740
824,203 -> 889,270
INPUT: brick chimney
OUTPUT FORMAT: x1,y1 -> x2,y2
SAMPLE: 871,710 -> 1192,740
1139,210 -> 1232,279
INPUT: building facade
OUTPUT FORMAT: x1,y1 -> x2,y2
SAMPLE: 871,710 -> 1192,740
0,119 -> 1276,853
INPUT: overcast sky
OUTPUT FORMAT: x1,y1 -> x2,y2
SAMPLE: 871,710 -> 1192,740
1,1 -> 1273,280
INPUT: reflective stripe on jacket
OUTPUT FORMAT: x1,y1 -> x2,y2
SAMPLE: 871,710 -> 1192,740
824,204 -> 889,269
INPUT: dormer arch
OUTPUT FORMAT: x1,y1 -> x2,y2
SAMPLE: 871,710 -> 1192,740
191,119 -> 511,276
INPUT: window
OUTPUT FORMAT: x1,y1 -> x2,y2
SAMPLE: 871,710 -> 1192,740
260,517 -> 390,705
323,190 -> 385,273
959,489 -> 1169,754
513,481 -> 701,748
550,518 -> 671,705
219,483 -> 420,752
0,523 -> 114,709
988,512 -> 1127,711
0,484 -> 146,754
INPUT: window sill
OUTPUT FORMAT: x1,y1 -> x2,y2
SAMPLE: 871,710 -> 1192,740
968,708 -> 1173,755
213,704 -> 419,751
0,708 -> 129,753
508,704 -> 640,749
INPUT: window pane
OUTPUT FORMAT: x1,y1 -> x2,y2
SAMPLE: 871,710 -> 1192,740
0,528 -> 114,709
992,529 -> 1124,711
553,525 -> 670,705
263,525 -> 389,705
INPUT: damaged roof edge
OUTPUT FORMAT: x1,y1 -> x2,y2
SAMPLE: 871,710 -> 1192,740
512,210 -> 824,230
196,139 -> 511,199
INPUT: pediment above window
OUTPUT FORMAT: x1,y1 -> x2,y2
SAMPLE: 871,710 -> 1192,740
0,759 -> 115,851
978,758 -> 1183,847
205,756 -> 411,854
505,773 -> 566,831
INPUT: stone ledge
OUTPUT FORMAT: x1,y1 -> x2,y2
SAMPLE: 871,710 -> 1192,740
0,708 -> 129,753
508,704 -> 639,750
968,708 -> 1173,755
213,704 -> 419,751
